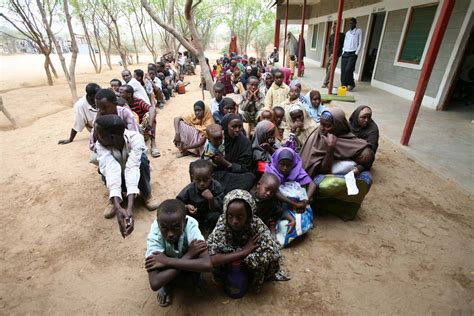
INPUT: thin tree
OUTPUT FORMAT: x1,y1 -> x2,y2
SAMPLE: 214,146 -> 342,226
0,0 -> 58,85
37,0 -> 79,101
141,0 -> 214,96
131,0 -> 158,62
102,0 -> 128,69
72,0 -> 102,73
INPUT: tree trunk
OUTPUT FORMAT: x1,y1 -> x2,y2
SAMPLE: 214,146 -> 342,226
79,13 -> 99,73
43,53 -> 54,85
127,17 -> 139,65
37,0 -> 78,101
64,0 -> 78,100
141,0 -> 214,97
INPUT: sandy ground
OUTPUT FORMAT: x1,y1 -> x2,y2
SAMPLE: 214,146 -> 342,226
0,54 -> 473,315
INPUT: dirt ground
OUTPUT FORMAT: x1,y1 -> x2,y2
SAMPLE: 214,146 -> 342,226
0,54 -> 473,315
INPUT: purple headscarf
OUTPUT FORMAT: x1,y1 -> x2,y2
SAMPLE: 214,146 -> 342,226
265,147 -> 312,186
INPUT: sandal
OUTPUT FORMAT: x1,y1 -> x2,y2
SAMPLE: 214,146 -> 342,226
157,286 -> 171,307
151,148 -> 161,158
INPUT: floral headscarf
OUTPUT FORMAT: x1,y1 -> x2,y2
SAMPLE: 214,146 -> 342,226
207,189 -> 288,287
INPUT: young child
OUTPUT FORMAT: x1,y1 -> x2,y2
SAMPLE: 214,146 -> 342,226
265,147 -> 317,213
201,124 -> 225,163
264,69 -> 290,110
145,199 -> 212,307
251,120 -> 280,176
273,106 -> 286,141
252,173 -> 295,236
259,109 -> 274,122
210,83 -> 225,114
94,114 -> 158,233
212,97 -> 236,125
304,90 -> 326,124
240,76 -> 265,136
207,190 -> 289,297
289,55 -> 296,80
212,65 -> 217,79
177,159 -> 224,231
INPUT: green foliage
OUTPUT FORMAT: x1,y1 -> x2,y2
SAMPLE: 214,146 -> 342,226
220,0 -> 275,54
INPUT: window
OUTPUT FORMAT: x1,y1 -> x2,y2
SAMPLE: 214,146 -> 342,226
398,3 -> 438,64
311,24 -> 319,49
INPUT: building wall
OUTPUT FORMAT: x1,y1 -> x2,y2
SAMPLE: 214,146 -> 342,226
374,0 -> 471,98
306,22 -> 326,63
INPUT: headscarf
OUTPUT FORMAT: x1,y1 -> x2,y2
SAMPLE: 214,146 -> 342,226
349,106 -> 379,154
220,113 -> 252,170
289,79 -> 301,89
304,90 -> 326,123
218,97 -> 235,115
207,189 -> 285,285
259,72 -> 273,96
251,120 -> 278,162
182,100 -> 214,135
265,147 -> 312,186
283,103 -> 318,148
299,108 -> 370,178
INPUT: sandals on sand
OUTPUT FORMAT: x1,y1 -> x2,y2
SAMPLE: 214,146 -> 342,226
151,148 -> 161,158
157,287 -> 171,307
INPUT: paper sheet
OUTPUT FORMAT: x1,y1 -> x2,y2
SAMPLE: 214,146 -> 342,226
344,170 -> 359,196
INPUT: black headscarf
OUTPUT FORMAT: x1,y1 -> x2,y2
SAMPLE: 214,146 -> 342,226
349,106 -> 379,154
220,113 -> 252,172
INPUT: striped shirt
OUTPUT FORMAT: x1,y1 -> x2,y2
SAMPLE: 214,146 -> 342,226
129,97 -> 151,122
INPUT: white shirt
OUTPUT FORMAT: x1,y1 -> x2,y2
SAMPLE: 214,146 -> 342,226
96,130 -> 147,200
72,95 -> 98,132
127,78 -> 151,105
342,28 -> 362,55
210,97 -> 221,113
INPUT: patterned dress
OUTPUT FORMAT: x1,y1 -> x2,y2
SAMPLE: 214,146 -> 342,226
207,190 -> 289,291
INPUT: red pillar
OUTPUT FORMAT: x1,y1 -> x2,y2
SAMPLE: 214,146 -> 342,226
282,0 -> 289,67
274,19 -> 281,49
400,0 -> 455,145
297,0 -> 307,77
328,0 -> 344,95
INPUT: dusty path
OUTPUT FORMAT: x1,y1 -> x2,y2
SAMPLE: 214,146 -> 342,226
0,55 -> 473,315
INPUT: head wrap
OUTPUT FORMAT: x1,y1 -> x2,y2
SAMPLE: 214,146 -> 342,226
182,101 -> 214,135
265,147 -> 312,186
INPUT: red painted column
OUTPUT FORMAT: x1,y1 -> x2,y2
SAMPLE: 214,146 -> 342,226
297,0 -> 307,77
401,0 -> 455,145
274,19 -> 281,49
282,0 -> 289,67
328,0 -> 344,95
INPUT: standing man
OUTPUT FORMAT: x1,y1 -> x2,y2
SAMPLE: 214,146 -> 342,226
322,24 -> 344,88
341,18 -> 362,91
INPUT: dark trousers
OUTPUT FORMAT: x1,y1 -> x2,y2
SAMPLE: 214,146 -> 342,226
100,153 -> 151,198
341,52 -> 358,87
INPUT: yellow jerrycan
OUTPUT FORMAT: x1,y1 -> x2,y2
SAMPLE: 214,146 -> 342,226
337,86 -> 347,96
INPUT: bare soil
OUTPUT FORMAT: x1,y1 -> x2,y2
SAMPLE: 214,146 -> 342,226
0,54 -> 473,315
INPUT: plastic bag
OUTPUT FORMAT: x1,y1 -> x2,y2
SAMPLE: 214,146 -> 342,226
276,181 -> 314,247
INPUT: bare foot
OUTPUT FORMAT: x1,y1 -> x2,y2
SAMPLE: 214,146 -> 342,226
157,286 -> 171,307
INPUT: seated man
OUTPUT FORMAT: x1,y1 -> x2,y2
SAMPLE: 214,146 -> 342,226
121,69 -> 150,105
119,85 -> 160,158
58,83 -> 101,145
94,114 -> 159,230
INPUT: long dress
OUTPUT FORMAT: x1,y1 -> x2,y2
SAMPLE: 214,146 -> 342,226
179,102 -> 214,156
214,114 -> 256,193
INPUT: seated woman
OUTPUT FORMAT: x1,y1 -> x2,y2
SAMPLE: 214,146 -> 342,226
207,189 -> 289,298
251,120 -> 280,177
173,101 -> 214,157
282,103 -> 317,152
213,114 -> 256,193
349,105 -> 379,155
300,108 -> 374,221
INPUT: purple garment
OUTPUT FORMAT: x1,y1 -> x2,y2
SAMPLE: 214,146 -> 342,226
265,147 -> 312,186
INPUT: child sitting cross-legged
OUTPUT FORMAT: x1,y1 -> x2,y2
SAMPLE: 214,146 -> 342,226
207,190 -> 289,298
177,159 -> 224,232
252,173 -> 295,237
145,199 -> 212,307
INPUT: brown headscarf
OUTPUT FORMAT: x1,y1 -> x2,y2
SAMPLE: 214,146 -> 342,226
182,100 -> 214,135
300,107 -> 370,178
